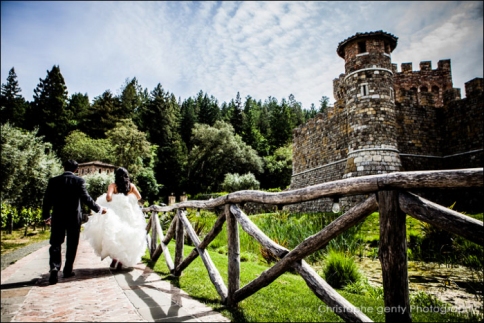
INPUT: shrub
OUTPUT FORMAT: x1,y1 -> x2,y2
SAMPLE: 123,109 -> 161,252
322,250 -> 362,289
222,172 -> 260,192
192,192 -> 228,200
343,278 -> 384,300
83,172 -> 114,201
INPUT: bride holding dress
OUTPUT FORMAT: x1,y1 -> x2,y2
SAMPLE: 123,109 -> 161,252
82,167 -> 147,270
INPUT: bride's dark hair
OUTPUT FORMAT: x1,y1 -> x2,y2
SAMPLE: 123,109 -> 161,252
115,167 -> 131,195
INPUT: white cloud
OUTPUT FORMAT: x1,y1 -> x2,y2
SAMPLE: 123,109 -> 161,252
1,1 -> 482,107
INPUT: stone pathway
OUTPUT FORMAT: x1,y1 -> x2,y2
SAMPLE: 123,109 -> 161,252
1,239 -> 230,322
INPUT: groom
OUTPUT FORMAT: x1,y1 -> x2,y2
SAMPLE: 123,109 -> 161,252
42,159 -> 107,285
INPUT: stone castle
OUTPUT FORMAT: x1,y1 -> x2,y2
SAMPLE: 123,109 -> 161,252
289,31 -> 483,213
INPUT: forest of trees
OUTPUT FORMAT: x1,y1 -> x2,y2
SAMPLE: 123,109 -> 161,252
1,65 -> 331,205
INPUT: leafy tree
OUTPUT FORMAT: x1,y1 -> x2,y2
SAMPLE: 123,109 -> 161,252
29,65 -> 70,151
61,130 -> 115,163
133,167 -> 161,205
83,90 -> 121,138
105,118 -> 153,178
1,122 -> 62,210
187,121 -> 263,194
260,144 -> 293,190
1,67 -> 28,127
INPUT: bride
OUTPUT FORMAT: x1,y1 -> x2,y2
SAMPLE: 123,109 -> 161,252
82,167 -> 147,270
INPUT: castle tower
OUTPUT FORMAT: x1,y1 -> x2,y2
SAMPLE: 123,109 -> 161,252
337,31 -> 402,178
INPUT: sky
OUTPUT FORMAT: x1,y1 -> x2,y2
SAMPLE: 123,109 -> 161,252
1,1 -> 483,109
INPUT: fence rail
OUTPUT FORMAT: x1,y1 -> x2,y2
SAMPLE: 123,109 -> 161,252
141,168 -> 483,323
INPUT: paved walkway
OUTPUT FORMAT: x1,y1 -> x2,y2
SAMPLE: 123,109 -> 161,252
1,239 -> 230,322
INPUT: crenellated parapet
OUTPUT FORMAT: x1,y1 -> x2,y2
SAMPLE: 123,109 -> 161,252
394,59 -> 454,108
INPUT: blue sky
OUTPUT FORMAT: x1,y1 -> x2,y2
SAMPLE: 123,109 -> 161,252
1,1 -> 482,109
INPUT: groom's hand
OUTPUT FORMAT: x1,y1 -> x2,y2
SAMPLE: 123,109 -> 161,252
101,207 -> 107,214
44,217 -> 52,226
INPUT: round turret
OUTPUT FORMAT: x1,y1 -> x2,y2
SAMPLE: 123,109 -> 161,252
337,30 -> 398,73
339,31 -> 402,178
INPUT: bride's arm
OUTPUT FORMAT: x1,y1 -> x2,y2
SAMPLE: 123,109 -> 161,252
106,183 -> 116,202
129,183 -> 142,200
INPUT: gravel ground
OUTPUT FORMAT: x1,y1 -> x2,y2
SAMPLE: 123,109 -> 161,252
1,240 -> 49,271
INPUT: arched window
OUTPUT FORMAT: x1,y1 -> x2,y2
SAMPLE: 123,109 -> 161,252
358,41 -> 366,53
420,86 -> 428,93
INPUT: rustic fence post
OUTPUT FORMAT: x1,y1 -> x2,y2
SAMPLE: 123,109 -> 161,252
378,190 -> 411,323
150,212 -> 158,258
226,204 -> 240,306
174,210 -> 184,276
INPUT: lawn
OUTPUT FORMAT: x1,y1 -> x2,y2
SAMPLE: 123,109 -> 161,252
143,240 -> 481,322
1,228 -> 50,255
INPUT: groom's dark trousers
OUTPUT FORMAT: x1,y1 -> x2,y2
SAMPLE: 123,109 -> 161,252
42,171 -> 101,273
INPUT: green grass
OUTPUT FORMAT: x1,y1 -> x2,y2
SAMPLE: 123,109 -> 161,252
357,212 -> 423,245
1,227 -> 50,255
189,210 -> 365,265
143,241 -> 482,322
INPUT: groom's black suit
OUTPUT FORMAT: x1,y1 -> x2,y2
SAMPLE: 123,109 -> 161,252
42,171 -> 101,274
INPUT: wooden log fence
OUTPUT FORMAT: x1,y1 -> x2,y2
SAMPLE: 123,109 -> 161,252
141,168 -> 483,323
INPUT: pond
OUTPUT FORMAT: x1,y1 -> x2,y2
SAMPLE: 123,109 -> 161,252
356,258 -> 483,313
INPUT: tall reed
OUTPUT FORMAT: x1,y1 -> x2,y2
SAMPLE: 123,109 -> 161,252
187,210 -> 364,264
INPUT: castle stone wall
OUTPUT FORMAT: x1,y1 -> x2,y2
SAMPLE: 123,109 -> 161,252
292,103 -> 348,176
289,31 -> 482,214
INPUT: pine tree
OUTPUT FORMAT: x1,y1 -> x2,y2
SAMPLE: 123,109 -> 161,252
288,94 -> 305,128
83,90 -> 121,138
242,96 -> 270,157
196,90 -> 220,126
230,91 -> 244,135
119,77 -> 146,122
67,92 -> 90,130
268,97 -> 292,151
305,103 -> 318,120
0,67 -> 28,127
220,101 -> 231,123
141,84 -> 187,196
180,97 -> 197,150
319,95 -> 330,113
258,99 -> 271,139
29,65 -> 70,152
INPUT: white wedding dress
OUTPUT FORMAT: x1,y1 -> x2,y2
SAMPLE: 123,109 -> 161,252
82,193 -> 147,267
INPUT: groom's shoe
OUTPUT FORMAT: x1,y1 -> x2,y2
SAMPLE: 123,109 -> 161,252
63,271 -> 76,278
49,268 -> 58,285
